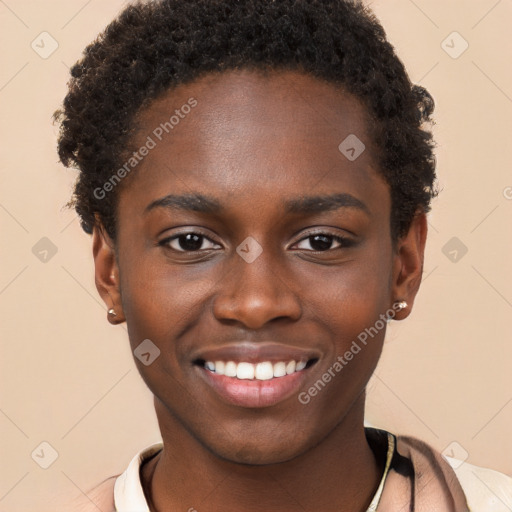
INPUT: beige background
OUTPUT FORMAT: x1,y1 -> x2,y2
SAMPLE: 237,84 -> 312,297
1,0 -> 511,510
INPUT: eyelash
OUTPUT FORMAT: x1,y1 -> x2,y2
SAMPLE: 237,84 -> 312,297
158,230 -> 354,253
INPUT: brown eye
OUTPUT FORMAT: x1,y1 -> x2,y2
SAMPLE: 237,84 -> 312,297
160,232 -> 221,252
294,233 -> 354,252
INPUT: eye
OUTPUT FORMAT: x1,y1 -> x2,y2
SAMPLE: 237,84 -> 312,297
159,232 -> 221,252
293,233 -> 354,252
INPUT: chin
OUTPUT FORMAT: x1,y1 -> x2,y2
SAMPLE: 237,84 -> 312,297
207,433 -> 313,466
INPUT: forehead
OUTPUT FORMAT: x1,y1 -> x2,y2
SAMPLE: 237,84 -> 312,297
119,69 -> 388,220
136,68 -> 373,151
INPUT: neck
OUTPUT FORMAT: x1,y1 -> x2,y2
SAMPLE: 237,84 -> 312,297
142,395 -> 382,512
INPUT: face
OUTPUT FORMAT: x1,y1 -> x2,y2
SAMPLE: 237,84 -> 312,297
94,69 -> 425,465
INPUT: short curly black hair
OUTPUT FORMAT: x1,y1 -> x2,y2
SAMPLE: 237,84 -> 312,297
55,0 -> 436,243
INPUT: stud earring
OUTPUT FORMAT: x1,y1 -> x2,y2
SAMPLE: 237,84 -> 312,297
108,308 -> 117,317
394,300 -> 408,311
386,300 -> 408,322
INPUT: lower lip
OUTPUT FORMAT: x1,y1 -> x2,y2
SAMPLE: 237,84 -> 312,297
197,365 -> 313,408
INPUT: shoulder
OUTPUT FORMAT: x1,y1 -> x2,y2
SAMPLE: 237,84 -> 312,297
64,443 -> 163,512
66,476 -> 117,512
396,433 -> 512,511
446,457 -> 512,512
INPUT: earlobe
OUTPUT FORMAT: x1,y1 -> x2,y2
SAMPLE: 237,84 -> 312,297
92,219 -> 126,325
390,212 -> 428,320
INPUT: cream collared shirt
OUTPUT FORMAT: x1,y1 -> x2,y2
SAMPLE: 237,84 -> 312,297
72,433 -> 512,512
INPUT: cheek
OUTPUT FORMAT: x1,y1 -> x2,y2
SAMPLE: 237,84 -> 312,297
302,247 -> 393,339
302,246 -> 392,390
299,274 -> 389,426
118,262 -> 209,408
120,263 -> 206,342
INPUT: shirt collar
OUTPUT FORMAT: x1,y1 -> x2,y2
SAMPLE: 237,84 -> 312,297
113,432 -> 395,511
114,443 -> 163,512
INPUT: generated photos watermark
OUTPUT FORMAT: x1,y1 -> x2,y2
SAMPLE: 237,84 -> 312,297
298,301 -> 404,405
93,97 -> 198,200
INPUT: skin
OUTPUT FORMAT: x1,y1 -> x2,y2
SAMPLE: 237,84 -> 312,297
92,69 -> 427,512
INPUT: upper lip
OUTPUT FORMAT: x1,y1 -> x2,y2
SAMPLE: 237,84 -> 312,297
192,342 -> 321,364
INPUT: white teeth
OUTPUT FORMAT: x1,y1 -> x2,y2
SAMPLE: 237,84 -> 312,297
204,359 -> 311,380
255,362 -> 274,380
236,362 -> 255,380
225,361 -> 237,377
296,360 -> 307,371
285,360 -> 296,375
273,361 -> 287,377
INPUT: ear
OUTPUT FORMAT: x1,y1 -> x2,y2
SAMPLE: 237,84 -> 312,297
92,217 -> 126,325
390,211 -> 428,320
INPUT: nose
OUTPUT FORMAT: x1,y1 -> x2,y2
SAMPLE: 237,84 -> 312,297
212,248 -> 302,330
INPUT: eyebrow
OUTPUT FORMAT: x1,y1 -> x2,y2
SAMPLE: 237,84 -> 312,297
144,192 -> 370,216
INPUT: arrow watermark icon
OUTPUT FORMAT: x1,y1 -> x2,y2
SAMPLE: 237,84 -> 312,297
134,339 -> 161,366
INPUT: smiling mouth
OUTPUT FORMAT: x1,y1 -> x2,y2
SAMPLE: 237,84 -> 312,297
194,358 -> 318,381
191,342 -> 321,407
